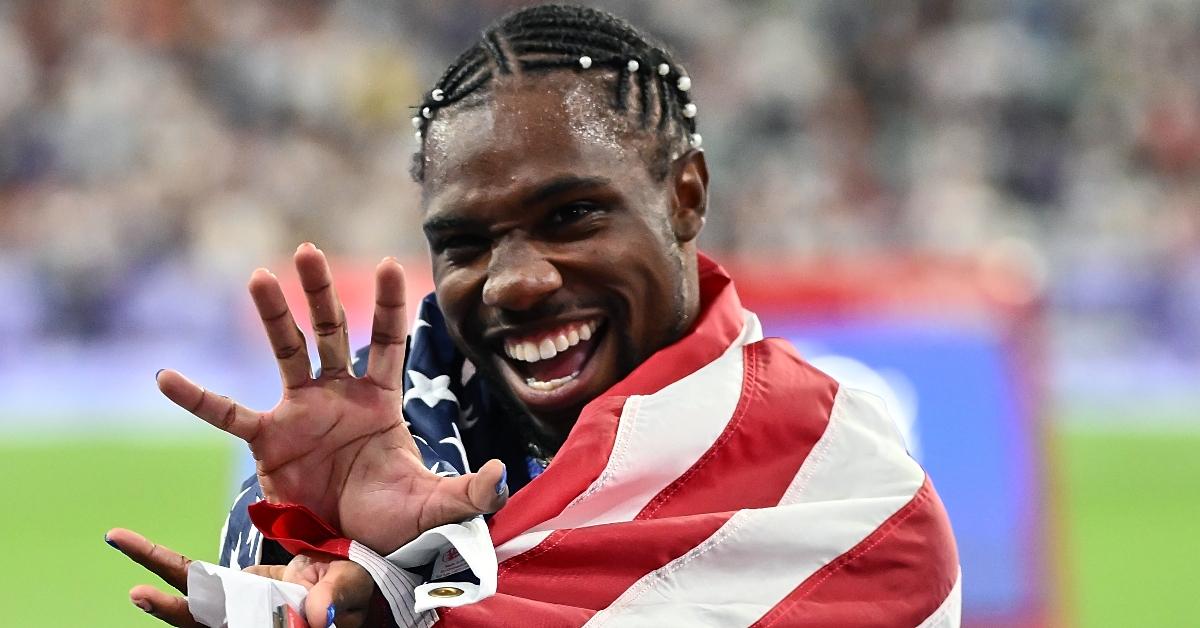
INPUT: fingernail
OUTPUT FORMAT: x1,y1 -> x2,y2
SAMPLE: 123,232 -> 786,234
133,598 -> 152,613
495,463 -> 508,495
104,534 -> 119,550
326,604 -> 336,627
154,368 -> 164,379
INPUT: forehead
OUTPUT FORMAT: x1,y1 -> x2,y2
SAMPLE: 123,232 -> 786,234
421,72 -> 654,212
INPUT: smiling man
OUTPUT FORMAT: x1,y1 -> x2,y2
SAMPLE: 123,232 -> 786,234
109,5 -> 960,627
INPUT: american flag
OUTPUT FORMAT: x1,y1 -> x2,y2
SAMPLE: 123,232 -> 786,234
221,255 -> 961,627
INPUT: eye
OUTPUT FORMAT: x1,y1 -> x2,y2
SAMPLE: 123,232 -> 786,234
549,202 -> 602,226
433,234 -> 489,261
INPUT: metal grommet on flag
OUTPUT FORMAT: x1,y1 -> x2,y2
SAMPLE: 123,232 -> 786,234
427,586 -> 465,598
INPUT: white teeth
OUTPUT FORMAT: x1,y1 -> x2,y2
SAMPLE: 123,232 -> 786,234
502,319 -> 602,364
525,371 -> 580,391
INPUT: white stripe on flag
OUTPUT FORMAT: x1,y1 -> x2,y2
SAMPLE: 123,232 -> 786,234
584,387 -> 926,627
496,313 -> 761,563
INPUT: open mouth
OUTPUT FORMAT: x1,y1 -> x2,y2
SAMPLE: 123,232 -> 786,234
495,317 -> 608,409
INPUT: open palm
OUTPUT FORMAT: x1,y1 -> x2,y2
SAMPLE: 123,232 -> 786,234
157,243 -> 505,555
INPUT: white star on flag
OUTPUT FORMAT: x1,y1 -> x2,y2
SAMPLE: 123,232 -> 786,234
404,370 -> 458,408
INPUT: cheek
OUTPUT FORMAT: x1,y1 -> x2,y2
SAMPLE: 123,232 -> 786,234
593,226 -> 679,331
432,268 -> 479,335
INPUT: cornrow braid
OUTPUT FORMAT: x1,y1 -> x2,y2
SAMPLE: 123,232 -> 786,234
410,3 -> 700,182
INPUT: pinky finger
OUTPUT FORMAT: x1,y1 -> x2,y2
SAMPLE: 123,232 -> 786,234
130,584 -> 202,627
157,370 -> 262,442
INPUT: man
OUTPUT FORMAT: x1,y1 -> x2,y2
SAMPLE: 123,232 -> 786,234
109,4 -> 960,627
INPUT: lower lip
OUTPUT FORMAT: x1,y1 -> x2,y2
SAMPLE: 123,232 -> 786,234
496,325 -> 608,412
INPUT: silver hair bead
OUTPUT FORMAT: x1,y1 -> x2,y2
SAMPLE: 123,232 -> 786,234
627,59 -> 640,72
683,103 -> 697,118
677,76 -> 692,92
689,133 -> 703,148
657,63 -> 670,76
422,106 -> 433,119
411,116 -> 422,129
579,55 -> 593,69
431,88 -> 444,102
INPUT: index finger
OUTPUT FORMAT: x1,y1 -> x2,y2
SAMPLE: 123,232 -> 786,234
106,528 -> 191,593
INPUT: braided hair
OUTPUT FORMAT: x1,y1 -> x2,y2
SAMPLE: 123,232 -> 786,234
410,3 -> 700,182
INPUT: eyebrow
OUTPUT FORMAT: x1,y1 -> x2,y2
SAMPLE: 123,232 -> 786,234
423,175 -> 613,235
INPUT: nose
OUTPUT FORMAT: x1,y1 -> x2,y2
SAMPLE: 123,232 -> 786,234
482,236 -> 563,311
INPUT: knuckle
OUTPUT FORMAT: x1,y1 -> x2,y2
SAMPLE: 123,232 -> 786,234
274,343 -> 304,360
371,331 -> 405,346
314,320 -> 346,337
220,403 -> 239,430
260,308 -> 290,323
188,389 -> 207,414
302,281 -> 332,295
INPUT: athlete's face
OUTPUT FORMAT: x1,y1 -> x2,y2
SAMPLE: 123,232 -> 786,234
420,72 -> 708,440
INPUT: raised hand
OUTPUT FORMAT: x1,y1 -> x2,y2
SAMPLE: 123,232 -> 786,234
107,527 -> 376,627
156,243 -> 506,554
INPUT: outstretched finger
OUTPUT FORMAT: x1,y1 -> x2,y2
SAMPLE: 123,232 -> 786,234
130,584 -> 202,627
248,268 -> 313,389
107,528 -> 192,593
294,243 -> 352,378
366,257 -> 408,390
156,370 -> 261,442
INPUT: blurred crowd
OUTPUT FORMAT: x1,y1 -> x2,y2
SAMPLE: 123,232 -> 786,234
1,0 -> 1198,395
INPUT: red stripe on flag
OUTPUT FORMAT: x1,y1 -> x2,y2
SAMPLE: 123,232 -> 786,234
497,512 -> 735,609
435,593 -> 595,628
489,341 -> 838,611
749,478 -> 960,627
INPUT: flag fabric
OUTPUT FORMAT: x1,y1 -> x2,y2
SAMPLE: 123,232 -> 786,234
221,254 -> 961,627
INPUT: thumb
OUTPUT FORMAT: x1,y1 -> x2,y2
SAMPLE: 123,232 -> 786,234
419,459 -> 508,539
465,458 -> 508,515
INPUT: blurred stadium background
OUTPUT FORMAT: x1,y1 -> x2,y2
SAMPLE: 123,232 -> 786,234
1,1 -> 1198,626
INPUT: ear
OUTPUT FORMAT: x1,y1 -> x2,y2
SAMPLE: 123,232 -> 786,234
668,149 -> 709,244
